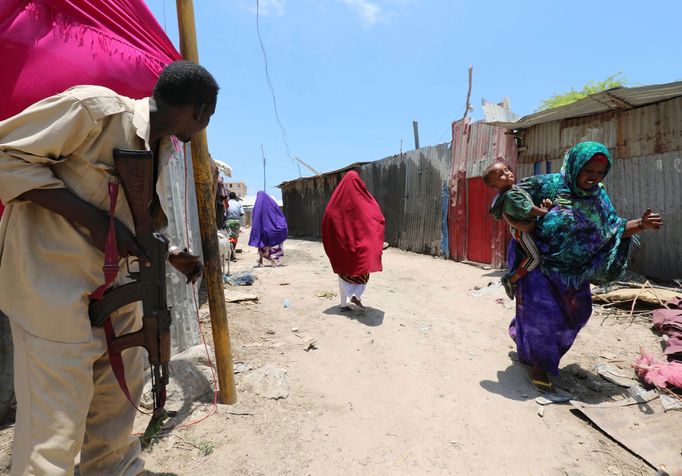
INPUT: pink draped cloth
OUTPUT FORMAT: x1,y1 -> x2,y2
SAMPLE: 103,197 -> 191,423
0,0 -> 181,213
0,0 -> 181,121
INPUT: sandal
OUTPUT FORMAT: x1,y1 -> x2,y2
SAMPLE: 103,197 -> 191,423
527,372 -> 554,392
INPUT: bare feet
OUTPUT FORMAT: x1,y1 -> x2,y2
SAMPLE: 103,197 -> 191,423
351,296 -> 365,308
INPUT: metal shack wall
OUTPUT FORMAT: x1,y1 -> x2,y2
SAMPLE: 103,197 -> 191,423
448,120 -> 518,267
516,97 -> 682,280
281,173 -> 345,238
362,143 -> 452,256
280,144 -> 452,256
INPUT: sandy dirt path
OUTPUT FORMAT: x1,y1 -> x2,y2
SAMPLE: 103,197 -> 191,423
0,235 -> 663,475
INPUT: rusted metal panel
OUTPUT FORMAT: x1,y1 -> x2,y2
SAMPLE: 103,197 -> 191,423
363,144 -> 452,255
280,144 -> 452,257
605,152 -> 682,281
448,120 -> 518,266
518,96 -> 682,165
490,80 -> 682,129
518,121 -> 562,164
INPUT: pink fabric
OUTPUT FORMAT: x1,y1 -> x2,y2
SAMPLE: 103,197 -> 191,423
634,351 -> 682,389
0,0 -> 181,121
0,0 -> 181,212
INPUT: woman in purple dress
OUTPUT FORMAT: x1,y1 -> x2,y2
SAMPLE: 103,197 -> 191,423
507,142 -> 663,391
249,191 -> 288,267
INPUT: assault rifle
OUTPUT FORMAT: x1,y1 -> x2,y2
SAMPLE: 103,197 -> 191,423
88,148 -> 173,442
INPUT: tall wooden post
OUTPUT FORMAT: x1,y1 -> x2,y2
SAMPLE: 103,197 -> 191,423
176,0 -> 237,404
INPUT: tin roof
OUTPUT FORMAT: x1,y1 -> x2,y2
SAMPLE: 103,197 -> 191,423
490,80 -> 682,129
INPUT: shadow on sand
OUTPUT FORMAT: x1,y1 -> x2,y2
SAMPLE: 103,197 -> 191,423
480,351 -> 632,404
323,305 -> 385,327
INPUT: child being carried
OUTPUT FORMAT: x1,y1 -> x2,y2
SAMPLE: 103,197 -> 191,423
483,162 -> 552,299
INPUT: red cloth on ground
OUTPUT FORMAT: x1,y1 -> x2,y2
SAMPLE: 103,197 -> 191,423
0,0 -> 181,121
321,171 -> 385,276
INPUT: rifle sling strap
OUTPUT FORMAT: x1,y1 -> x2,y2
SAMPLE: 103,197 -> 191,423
89,176 -> 146,412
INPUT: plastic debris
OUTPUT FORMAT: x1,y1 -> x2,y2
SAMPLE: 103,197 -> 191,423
224,271 -> 255,286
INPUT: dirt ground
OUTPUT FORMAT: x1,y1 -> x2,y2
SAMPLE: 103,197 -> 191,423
0,235 -> 670,475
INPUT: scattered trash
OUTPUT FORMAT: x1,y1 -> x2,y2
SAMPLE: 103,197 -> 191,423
593,282 -> 682,307
537,406 -> 545,417
224,271 -> 255,286
535,391 -> 573,405
660,393 -> 682,412
283,299 -> 291,309
290,327 -> 299,332
224,291 -> 259,303
315,291 -> 337,299
470,282 -> 502,298
304,342 -> 318,352
595,363 -> 637,387
233,362 -> 254,374
634,351 -> 682,389
628,383 -> 659,403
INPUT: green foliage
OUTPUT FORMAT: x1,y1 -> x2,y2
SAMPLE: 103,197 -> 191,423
537,73 -> 626,111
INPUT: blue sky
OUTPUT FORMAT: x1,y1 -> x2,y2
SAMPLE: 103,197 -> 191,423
146,0 -> 682,199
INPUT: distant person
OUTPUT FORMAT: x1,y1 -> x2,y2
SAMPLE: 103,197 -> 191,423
322,171 -> 385,310
483,162 -> 553,299
249,191 -> 288,267
225,191 -> 244,260
506,142 -> 663,392
215,174 -> 227,229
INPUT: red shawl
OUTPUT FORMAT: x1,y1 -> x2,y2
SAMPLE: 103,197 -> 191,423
321,171 -> 385,275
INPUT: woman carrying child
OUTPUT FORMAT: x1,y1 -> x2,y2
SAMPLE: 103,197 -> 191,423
507,141 -> 662,391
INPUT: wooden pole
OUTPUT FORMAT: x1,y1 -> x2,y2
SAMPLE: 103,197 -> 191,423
176,0 -> 237,404
412,121 -> 420,149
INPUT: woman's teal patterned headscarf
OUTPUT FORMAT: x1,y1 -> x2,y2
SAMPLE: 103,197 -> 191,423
561,141 -> 612,198
519,142 -> 630,288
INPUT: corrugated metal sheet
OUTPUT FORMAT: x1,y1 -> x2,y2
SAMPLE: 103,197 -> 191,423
517,96 -> 682,163
363,144 -> 452,255
279,144 -> 452,256
448,120 -> 518,267
490,80 -> 682,129
605,152 -> 682,280
482,99 -> 519,123
280,173 -> 346,238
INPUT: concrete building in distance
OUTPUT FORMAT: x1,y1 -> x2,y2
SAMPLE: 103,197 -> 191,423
225,180 -> 247,198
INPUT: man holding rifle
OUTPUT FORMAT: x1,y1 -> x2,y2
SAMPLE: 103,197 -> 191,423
0,60 -> 217,475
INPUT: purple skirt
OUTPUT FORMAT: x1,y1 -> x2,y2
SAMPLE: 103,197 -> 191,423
508,242 -> 593,375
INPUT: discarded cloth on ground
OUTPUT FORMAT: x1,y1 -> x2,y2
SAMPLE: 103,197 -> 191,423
634,351 -> 682,389
652,297 -> 682,360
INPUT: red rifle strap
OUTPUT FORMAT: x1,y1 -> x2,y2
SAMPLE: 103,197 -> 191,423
89,177 -> 148,413
90,177 -> 120,300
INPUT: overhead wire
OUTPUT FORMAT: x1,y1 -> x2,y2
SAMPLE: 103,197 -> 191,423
255,0 -> 302,178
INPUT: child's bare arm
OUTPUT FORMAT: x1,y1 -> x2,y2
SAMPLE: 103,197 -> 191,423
527,198 -> 553,217
528,205 -> 548,217
504,213 -> 536,233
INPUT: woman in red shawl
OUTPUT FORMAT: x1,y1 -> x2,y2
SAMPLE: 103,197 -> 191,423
322,171 -> 385,309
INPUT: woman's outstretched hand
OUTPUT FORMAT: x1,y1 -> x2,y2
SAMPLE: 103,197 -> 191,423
640,208 -> 663,231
